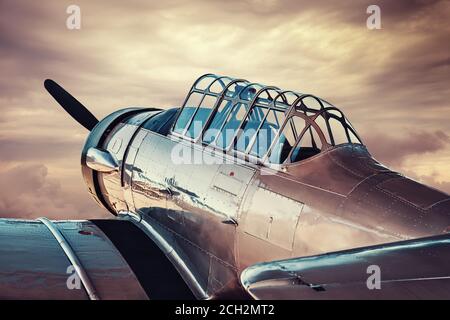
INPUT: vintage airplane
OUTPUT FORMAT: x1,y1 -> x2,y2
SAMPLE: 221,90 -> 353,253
1,74 -> 449,300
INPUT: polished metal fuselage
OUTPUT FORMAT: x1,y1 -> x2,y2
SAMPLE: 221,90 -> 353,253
93,118 -> 450,299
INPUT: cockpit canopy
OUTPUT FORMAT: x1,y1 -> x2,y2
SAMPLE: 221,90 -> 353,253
172,74 -> 362,165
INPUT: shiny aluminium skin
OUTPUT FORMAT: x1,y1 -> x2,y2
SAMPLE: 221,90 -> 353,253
1,74 -> 449,300
80,74 -> 450,299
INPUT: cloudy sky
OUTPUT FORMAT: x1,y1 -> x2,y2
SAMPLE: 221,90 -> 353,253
0,0 -> 449,219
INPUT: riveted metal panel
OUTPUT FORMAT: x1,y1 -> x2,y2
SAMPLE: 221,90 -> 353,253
244,188 -> 304,251
378,177 -> 449,210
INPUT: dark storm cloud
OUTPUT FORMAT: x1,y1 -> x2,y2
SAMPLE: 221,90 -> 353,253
376,0 -> 444,19
0,136 -> 81,161
365,33 -> 450,111
365,130 -> 450,166
0,1 -> 127,101
222,0 -> 446,24
0,163 -> 106,219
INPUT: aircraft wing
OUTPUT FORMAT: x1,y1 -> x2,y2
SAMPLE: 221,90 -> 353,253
240,234 -> 450,299
0,218 -> 194,299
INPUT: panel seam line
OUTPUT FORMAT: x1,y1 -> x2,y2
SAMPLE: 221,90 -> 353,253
37,217 -> 99,300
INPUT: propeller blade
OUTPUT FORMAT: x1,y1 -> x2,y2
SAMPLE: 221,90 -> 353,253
44,79 -> 99,131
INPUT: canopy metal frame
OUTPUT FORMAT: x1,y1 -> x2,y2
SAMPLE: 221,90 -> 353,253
171,74 -> 363,165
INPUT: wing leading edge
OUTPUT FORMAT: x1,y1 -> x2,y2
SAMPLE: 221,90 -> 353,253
240,234 -> 450,299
